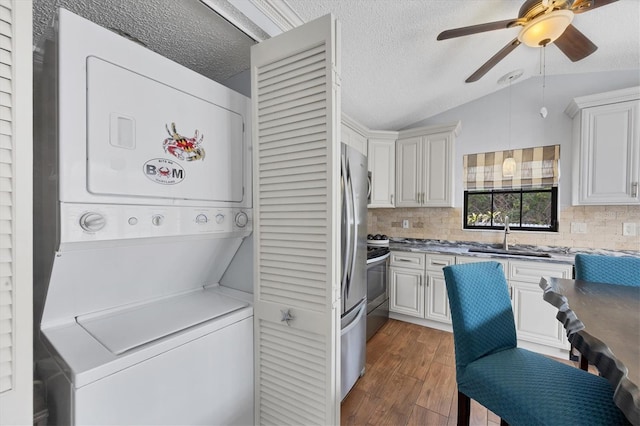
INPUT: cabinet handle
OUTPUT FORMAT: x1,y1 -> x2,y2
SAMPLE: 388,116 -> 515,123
390,194 -> 394,204
509,286 -> 513,300
398,258 -> 412,262
431,261 -> 448,266
422,192 -> 425,204
632,182 -> 638,198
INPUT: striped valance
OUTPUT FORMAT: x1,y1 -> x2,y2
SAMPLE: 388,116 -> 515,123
464,145 -> 560,190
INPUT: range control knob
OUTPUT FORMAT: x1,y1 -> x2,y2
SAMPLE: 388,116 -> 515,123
79,212 -> 106,233
215,214 -> 225,224
151,214 -> 164,226
235,212 -> 249,228
195,214 -> 208,224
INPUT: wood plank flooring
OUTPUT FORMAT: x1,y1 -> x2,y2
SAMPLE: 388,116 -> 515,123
341,319 -> 582,426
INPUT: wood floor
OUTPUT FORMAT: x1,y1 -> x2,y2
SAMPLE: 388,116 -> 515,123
341,319 -> 581,426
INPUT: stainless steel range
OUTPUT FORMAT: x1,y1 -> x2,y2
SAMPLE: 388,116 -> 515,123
366,235 -> 390,340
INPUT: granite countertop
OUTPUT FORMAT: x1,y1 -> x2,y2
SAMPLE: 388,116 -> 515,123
388,238 -> 639,264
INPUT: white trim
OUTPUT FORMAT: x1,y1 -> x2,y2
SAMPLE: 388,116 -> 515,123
0,0 -> 33,424
249,0 -> 304,31
565,86 -> 640,118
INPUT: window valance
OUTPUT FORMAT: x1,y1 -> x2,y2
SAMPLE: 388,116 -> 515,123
463,144 -> 560,190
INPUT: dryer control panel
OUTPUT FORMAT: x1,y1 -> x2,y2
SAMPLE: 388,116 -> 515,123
60,203 -> 252,243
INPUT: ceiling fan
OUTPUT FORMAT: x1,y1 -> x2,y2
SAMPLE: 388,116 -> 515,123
437,0 -> 618,83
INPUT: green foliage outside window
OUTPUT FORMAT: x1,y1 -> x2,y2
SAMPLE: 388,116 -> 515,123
464,187 -> 557,231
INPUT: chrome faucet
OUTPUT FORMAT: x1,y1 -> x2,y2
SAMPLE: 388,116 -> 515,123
503,215 -> 510,250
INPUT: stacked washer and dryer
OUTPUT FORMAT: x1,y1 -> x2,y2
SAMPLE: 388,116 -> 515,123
35,9 -> 254,425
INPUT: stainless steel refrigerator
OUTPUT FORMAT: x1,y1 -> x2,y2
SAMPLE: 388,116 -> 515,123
340,143 -> 368,400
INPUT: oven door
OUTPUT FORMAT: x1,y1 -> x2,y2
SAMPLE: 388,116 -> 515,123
366,252 -> 389,340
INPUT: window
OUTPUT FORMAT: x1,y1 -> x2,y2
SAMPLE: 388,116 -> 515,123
464,187 -> 558,231
463,145 -> 560,233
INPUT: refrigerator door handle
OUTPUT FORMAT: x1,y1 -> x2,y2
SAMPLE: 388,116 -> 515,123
341,154 -> 353,300
347,160 -> 358,301
341,300 -> 366,334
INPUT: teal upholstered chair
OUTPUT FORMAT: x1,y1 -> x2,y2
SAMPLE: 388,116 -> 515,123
574,254 -> 640,286
443,262 -> 629,426
573,254 -> 640,370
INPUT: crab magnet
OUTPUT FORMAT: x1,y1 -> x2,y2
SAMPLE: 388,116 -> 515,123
163,122 -> 205,162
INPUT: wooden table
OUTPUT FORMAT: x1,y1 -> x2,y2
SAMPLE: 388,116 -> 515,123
539,277 -> 640,425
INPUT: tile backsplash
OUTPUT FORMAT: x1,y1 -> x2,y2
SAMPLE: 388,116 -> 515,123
368,205 -> 640,252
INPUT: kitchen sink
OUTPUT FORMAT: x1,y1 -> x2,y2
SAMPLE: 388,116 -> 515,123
467,247 -> 552,258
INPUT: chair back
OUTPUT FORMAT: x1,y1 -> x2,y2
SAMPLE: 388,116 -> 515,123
574,254 -> 640,286
443,262 -> 516,376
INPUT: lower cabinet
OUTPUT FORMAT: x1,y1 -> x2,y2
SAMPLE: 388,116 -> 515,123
390,251 -> 573,356
389,252 -> 454,325
509,260 -> 573,350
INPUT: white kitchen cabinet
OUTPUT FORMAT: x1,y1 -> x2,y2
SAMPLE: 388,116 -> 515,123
367,133 -> 396,208
395,122 -> 460,207
391,252 -> 572,355
566,87 -> 640,205
424,255 -> 455,324
389,252 -> 453,325
508,260 -> 573,350
341,115 -> 368,156
456,256 -> 571,350
390,267 -> 424,317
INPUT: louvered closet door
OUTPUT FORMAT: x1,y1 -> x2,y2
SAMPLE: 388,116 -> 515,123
251,14 -> 341,426
0,1 -> 32,424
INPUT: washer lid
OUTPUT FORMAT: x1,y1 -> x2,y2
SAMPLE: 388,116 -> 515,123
77,289 -> 248,355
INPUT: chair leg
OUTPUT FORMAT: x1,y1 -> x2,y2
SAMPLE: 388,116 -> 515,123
457,391 -> 470,426
579,354 -> 589,371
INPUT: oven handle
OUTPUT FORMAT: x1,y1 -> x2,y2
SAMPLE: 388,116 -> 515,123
367,251 -> 390,265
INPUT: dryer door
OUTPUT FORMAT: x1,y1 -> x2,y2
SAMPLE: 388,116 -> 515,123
86,57 -> 244,203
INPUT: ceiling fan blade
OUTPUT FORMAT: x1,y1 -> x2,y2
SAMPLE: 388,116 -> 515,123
437,19 -> 518,41
554,24 -> 598,61
570,0 -> 619,14
466,38 -> 521,83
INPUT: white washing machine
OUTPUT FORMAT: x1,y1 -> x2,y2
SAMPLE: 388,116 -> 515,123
35,9 -> 255,425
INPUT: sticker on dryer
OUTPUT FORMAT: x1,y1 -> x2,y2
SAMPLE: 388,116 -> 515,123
143,158 -> 185,185
163,122 -> 205,162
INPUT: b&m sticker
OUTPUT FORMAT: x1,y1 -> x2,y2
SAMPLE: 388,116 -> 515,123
143,158 -> 185,185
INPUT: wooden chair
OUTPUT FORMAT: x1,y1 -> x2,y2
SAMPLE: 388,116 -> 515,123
443,261 -> 629,426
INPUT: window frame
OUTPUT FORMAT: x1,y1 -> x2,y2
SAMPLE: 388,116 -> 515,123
463,187 -> 558,232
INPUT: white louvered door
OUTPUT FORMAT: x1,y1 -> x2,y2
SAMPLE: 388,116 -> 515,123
0,0 -> 32,424
251,14 -> 341,425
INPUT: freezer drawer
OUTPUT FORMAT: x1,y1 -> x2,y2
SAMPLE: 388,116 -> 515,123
341,299 -> 366,400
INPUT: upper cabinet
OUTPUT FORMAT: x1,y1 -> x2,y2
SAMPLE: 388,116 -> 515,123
341,114 -> 368,156
566,87 -> 640,205
395,122 -> 460,207
367,131 -> 396,208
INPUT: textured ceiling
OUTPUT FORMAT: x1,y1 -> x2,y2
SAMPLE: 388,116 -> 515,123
33,0 -> 256,83
290,0 -> 640,130
33,0 -> 640,131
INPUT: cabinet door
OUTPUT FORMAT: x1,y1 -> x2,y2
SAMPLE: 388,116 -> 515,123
368,138 -> 395,207
389,267 -> 424,317
511,280 -> 568,349
425,255 -> 455,324
395,137 -> 422,207
509,261 -> 572,349
422,132 -> 454,207
425,273 -> 451,324
575,100 -> 640,205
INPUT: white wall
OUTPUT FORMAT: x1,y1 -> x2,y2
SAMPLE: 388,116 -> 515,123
405,70 -> 640,208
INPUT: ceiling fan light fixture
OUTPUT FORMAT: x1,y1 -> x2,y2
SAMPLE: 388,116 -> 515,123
517,9 -> 574,47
